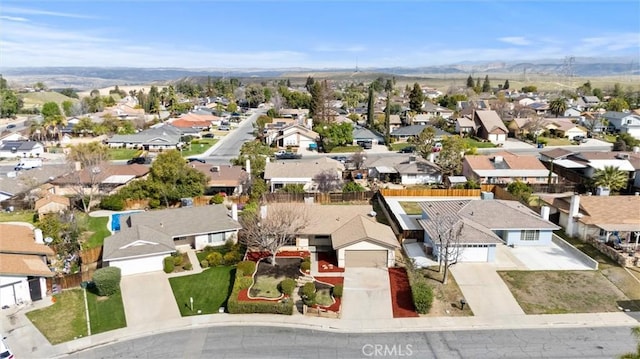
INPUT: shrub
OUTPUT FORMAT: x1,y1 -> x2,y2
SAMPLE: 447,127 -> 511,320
92,267 -> 121,296
279,278 -> 296,296
300,257 -> 311,272
332,284 -> 343,298
210,193 -> 225,205
163,256 -> 175,273
206,252 -> 223,266
236,261 -> 256,276
236,276 -> 253,290
99,195 -> 125,211
223,251 -> 242,265
173,254 -> 184,267
301,282 -> 316,306
183,263 -> 193,270
411,280 -> 434,314
200,259 -> 209,268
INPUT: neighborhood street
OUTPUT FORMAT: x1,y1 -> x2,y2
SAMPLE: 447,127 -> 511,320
66,325 -> 639,359
201,109 -> 266,165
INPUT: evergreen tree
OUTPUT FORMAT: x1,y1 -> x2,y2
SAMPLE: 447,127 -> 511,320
474,78 -> 481,93
409,83 -> 424,112
367,86 -> 375,128
482,75 -> 491,93
466,75 -> 474,88
503,79 -> 510,90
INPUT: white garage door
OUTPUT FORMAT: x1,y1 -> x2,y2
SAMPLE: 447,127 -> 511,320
458,247 -> 489,262
0,283 -> 17,307
109,255 -> 166,276
345,250 -> 388,267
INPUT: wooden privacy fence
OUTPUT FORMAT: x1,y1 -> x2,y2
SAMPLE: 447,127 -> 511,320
46,269 -> 95,293
262,191 -> 375,204
80,247 -> 102,264
379,186 -> 494,197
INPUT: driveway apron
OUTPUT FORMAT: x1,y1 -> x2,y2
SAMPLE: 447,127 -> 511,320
450,263 -> 525,317
120,272 -> 180,328
341,267 -> 393,320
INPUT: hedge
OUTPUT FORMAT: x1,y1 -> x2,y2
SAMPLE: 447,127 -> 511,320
301,282 -> 316,306
227,266 -> 293,315
92,267 -> 121,296
236,261 -> 256,277
163,256 -> 175,273
332,284 -> 343,298
410,280 -> 433,314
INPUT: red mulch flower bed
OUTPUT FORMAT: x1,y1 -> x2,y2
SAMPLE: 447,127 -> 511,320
388,267 -> 419,318
312,277 -> 344,312
245,251 -> 310,262
317,252 -> 344,273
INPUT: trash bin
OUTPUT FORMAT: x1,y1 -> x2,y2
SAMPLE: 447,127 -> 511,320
537,143 -> 544,148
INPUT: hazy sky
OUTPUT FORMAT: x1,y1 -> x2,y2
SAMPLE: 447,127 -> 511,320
1,1 -> 639,68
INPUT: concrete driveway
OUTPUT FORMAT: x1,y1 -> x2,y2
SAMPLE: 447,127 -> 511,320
120,272 -> 180,328
493,243 -> 595,271
341,267 -> 393,320
450,263 -> 525,317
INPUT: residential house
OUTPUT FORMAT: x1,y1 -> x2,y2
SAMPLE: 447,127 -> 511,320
455,116 -> 475,135
103,205 -> 242,275
0,224 -> 54,307
49,163 -> 150,196
275,203 -> 400,268
462,151 -> 557,184
106,124 -> 196,151
0,141 -> 45,159
564,108 -> 582,117
528,101 -> 549,115
169,111 -> 220,130
417,198 -> 559,262
457,100 -> 490,112
34,194 -> 70,217
539,193 -> 640,250
275,124 -> 319,149
264,157 -> 344,192
582,96 -> 601,110
421,102 -> 454,120
366,155 -> 442,185
602,111 -> 640,139
389,115 -> 402,131
352,126 -> 385,146
543,118 -> 588,140
473,110 -> 508,145
410,114 -> 432,126
507,118 -> 532,138
190,164 -> 248,195
390,125 -> 448,142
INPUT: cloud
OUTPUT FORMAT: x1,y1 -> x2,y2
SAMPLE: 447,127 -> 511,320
313,44 -> 366,53
498,36 -> 531,46
0,16 -> 29,22
2,6 -> 98,19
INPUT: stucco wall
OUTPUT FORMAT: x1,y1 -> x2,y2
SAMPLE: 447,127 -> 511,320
503,229 -> 553,246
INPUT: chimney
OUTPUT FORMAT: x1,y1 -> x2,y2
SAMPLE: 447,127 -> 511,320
540,205 -> 550,221
245,159 -> 251,175
566,195 -> 580,237
34,228 -> 44,244
260,205 -> 267,219
231,203 -> 238,221
428,152 -> 436,162
493,155 -> 503,163
596,186 -> 610,196
74,161 -> 82,171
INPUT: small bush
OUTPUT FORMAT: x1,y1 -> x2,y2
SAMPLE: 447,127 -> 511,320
206,252 -> 223,266
279,278 -> 296,295
210,193 -> 225,204
223,251 -> 242,265
332,284 -> 343,298
99,195 -> 125,211
411,281 -> 434,314
236,261 -> 256,276
92,267 -> 121,296
173,254 -> 184,266
163,256 -> 175,273
200,259 -> 209,268
300,260 -> 311,272
301,282 -> 316,306
183,263 -> 193,270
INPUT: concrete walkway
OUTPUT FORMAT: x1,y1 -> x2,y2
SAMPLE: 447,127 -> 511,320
120,272 -> 181,329
450,263 -> 525,317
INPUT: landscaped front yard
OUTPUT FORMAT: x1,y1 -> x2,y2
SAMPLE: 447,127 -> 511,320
249,258 -> 302,298
86,290 -> 127,334
422,267 -> 473,317
463,138 -> 497,148
329,145 -> 362,153
180,138 -> 218,157
107,148 -> 141,160
538,136 -> 572,146
169,265 -> 235,316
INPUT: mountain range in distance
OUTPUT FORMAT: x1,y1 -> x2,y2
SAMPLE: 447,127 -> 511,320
1,56 -> 638,90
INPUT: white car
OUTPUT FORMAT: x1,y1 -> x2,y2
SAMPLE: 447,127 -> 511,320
1,337 -> 14,359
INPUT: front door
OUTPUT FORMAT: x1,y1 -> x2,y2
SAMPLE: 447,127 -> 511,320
28,276 -> 42,301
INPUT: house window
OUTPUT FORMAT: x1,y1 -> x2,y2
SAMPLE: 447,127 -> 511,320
520,230 -> 539,241
207,232 -> 225,244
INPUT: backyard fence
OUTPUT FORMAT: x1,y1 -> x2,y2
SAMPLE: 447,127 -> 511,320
379,186 -> 494,197
262,191 -> 375,204
46,269 -> 95,293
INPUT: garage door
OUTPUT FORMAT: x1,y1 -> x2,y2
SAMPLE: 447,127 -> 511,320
345,250 -> 387,267
109,255 -> 165,276
458,247 -> 489,262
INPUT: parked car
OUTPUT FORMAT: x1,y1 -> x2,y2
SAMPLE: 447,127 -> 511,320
127,157 -> 151,165
202,133 -> 215,138
399,146 -> 415,153
275,152 -> 302,160
218,125 -> 230,131
330,155 -> 348,163
187,158 -> 206,163
1,337 -> 14,359
6,124 -> 16,129
14,158 -> 42,171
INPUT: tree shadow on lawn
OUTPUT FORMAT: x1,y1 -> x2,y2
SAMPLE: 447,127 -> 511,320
255,258 -> 302,278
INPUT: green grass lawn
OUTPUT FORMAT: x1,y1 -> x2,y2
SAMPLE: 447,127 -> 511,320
463,138 -> 496,148
390,142 -> 412,151
169,265 -> 235,316
0,210 -> 36,224
329,145 -> 362,153
398,201 -> 422,215
76,214 -> 110,249
86,290 -> 127,334
603,134 -> 617,143
181,139 -> 218,157
26,289 -> 88,344
250,275 -> 283,298
108,148 -> 141,160
315,288 -> 333,306
538,137 -> 572,146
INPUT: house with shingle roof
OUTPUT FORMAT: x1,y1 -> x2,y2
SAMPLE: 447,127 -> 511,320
103,204 -> 242,275
366,154 -> 442,185
50,163 -> 150,196
275,124 -> 319,149
417,198 -> 559,262
34,194 -> 70,217
462,151 -> 556,184
542,118 -> 588,140
602,111 -> 640,139
106,124 -> 196,151
0,223 -> 54,307
455,116 -> 475,135
0,140 -> 45,159
264,157 -> 344,192
473,110 -> 508,145
390,124 -> 448,142
189,164 -> 248,195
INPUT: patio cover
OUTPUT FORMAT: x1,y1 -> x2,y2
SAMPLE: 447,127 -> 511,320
596,223 -> 640,232
375,166 -> 398,174
101,175 -> 136,184
552,159 -> 587,169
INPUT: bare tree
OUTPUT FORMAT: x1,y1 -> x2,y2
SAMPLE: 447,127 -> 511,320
522,115 -> 548,140
349,150 -> 367,170
313,169 -> 342,192
240,204 -> 310,266
430,214 -> 464,284
66,142 -> 111,213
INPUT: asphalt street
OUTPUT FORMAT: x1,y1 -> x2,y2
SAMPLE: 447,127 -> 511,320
201,109 -> 265,165
65,325 -> 639,359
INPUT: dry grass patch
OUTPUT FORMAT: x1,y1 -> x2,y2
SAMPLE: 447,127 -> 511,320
250,276 -> 283,298
499,270 -> 633,314
421,267 -> 473,317
399,202 -> 422,215
26,289 -> 87,344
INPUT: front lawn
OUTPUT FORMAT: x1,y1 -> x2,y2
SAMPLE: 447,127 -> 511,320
249,258 -> 302,298
86,289 -> 127,334
399,201 -> 422,215
499,270 -> 630,314
538,137 -> 572,146
314,282 -> 334,306
169,265 -> 235,316
422,267 -> 473,316
0,210 -> 36,224
108,148 -> 141,160
250,275 -> 282,298
26,289 -> 88,344
463,138 -> 496,148
390,142 -> 411,151
329,145 -> 362,153
181,138 -> 218,157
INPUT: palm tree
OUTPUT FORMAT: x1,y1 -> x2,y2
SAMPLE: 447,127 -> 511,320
29,121 -> 45,142
549,97 -> 568,117
592,165 -> 628,192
